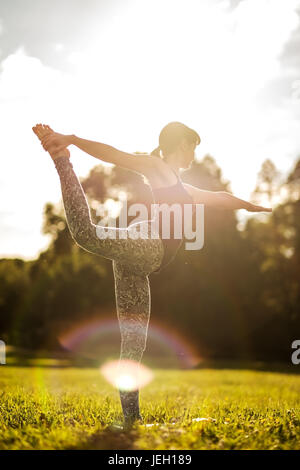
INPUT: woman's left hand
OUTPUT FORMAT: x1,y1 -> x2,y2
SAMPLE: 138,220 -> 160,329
41,133 -> 73,153
245,202 -> 272,212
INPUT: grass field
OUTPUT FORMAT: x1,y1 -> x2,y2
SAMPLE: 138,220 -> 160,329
0,364 -> 299,450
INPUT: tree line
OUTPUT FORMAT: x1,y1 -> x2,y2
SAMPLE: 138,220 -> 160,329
0,154 -> 299,363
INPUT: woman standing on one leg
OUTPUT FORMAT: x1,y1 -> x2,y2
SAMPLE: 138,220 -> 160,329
33,124 -> 164,427
32,122 -> 271,427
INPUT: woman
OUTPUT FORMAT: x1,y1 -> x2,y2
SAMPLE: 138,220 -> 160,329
32,122 -> 271,427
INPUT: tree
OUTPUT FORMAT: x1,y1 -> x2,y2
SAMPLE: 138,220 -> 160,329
251,159 -> 281,206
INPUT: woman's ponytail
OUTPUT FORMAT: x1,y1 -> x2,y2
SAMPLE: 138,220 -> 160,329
150,146 -> 161,157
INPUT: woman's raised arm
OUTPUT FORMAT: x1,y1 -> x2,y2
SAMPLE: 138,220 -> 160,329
40,131 -> 161,178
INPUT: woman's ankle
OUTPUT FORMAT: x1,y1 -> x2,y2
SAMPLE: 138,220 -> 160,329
50,149 -> 70,161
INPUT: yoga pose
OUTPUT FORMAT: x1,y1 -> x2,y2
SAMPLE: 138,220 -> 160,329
32,122 -> 271,427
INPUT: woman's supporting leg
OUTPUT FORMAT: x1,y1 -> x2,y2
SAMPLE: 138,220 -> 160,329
113,261 -> 151,425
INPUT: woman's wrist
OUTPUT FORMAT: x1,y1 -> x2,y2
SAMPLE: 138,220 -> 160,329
69,134 -> 77,145
242,201 -> 251,211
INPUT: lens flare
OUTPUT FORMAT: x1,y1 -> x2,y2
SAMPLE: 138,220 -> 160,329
100,359 -> 153,391
116,374 -> 135,391
59,314 -> 202,369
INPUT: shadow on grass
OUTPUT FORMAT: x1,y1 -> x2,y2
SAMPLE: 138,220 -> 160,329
68,426 -> 140,450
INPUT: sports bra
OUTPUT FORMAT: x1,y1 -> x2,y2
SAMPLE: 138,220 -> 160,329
151,167 -> 194,273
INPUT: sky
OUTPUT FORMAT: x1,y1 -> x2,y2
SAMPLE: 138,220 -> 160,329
0,0 -> 300,259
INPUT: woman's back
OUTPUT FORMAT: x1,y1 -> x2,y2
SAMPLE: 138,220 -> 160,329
151,167 -> 194,272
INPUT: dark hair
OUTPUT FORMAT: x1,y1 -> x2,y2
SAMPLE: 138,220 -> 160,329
150,121 -> 200,158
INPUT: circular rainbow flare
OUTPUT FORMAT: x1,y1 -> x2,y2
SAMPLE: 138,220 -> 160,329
59,315 -> 202,369
100,359 -> 154,391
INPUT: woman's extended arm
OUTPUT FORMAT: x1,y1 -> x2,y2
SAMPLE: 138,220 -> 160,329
183,183 -> 272,212
41,132 -> 159,177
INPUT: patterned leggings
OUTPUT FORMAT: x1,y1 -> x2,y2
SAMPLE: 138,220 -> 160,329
54,156 -> 164,422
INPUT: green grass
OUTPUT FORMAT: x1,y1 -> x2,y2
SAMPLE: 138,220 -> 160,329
0,365 -> 299,450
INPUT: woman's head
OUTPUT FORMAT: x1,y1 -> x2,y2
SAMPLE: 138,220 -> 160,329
151,121 -> 200,169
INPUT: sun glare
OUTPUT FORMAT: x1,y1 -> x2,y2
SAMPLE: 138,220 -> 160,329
100,359 -> 154,391
0,0 -> 299,257
115,374 -> 137,392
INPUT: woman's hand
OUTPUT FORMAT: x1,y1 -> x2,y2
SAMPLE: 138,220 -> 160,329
41,132 -> 73,153
244,201 -> 272,212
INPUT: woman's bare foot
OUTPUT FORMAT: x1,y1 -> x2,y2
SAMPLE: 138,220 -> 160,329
32,124 -> 70,161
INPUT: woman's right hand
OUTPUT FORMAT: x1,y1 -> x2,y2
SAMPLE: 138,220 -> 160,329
41,132 -> 74,153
